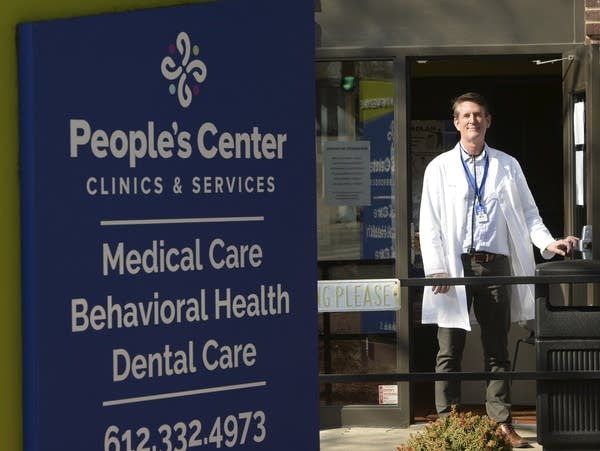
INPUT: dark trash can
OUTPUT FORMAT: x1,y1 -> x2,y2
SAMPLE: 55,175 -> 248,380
535,260 -> 600,451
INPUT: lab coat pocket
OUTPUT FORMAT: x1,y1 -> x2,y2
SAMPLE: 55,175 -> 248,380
446,180 -> 470,204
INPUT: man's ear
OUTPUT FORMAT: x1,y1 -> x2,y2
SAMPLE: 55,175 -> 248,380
453,117 -> 459,130
486,114 -> 492,129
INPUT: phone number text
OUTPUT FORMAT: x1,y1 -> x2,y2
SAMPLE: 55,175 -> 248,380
104,410 -> 266,451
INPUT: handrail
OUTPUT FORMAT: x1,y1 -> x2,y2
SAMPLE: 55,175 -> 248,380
319,272 -> 600,384
320,371 -> 600,383
401,274 -> 600,287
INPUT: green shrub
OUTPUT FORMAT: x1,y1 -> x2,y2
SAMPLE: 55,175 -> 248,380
397,406 -> 512,451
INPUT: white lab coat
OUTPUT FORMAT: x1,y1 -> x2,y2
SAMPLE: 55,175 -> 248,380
419,143 -> 556,331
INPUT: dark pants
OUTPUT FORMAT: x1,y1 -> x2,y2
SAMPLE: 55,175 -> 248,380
435,254 -> 512,423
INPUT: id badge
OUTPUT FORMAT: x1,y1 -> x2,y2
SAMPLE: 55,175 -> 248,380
476,204 -> 488,223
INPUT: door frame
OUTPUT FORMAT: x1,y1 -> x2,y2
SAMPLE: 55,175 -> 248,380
316,42 -> 590,426
562,44 -> 600,305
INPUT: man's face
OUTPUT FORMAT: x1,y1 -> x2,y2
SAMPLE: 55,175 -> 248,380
453,101 -> 491,143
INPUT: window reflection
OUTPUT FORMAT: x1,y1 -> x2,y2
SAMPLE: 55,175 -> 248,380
316,61 -> 395,262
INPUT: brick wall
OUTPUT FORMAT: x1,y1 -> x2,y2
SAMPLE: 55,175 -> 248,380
586,0 -> 600,43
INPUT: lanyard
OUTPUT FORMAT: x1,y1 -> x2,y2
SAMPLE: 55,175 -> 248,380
460,147 -> 489,204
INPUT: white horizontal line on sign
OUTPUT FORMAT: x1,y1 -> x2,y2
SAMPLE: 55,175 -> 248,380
100,216 -> 265,226
318,278 -> 401,312
102,380 -> 267,407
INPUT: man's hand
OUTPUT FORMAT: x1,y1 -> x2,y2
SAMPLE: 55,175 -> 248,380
546,236 -> 580,256
431,272 -> 450,294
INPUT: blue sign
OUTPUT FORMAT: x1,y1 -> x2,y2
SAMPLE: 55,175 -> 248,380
19,3 -> 316,450
360,112 -> 395,260
360,112 -> 395,333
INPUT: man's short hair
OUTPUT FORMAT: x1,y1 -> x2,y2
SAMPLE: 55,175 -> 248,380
452,92 -> 490,118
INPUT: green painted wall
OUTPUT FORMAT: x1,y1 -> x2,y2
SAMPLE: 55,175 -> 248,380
0,2 -> 205,449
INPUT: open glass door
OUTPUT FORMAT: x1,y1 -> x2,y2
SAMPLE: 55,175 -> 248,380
316,60 -> 408,427
562,45 -> 600,305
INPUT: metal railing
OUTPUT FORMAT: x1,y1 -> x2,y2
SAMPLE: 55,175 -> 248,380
319,272 -> 600,385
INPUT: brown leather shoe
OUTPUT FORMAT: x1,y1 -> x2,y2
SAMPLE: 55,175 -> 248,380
498,422 -> 529,448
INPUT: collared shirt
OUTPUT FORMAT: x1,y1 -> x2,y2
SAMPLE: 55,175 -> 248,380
459,145 -> 510,256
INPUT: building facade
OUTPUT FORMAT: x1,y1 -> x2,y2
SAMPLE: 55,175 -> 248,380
316,0 -> 600,427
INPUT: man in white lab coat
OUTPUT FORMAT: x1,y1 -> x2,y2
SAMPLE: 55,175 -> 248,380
419,92 -> 578,448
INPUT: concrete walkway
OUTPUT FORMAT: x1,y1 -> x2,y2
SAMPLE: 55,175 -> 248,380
320,423 -> 542,450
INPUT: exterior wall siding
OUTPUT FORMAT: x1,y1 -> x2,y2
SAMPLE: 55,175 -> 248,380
317,0 -> 584,50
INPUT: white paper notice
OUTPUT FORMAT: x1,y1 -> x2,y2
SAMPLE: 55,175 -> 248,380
323,141 -> 371,206
378,385 -> 398,405
576,150 -> 584,206
574,101 -> 585,146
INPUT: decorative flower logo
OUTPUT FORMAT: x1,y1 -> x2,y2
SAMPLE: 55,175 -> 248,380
161,32 -> 207,108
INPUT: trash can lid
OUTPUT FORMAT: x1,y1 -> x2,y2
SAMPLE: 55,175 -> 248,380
536,259 -> 600,275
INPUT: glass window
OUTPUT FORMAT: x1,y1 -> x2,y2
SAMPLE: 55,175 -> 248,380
316,60 -> 396,406
316,61 -> 395,262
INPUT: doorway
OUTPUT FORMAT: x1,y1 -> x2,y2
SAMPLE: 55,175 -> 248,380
407,54 -> 564,419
